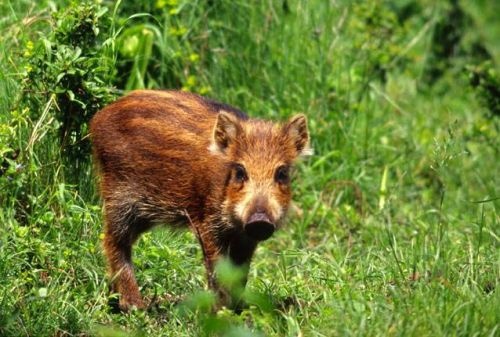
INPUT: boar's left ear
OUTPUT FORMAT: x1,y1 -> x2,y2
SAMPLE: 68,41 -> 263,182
210,110 -> 241,154
284,114 -> 313,157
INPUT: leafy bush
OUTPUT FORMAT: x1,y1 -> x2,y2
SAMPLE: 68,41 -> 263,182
468,61 -> 500,117
19,1 -> 116,167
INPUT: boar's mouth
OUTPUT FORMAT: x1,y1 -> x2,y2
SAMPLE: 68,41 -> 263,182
244,212 -> 275,241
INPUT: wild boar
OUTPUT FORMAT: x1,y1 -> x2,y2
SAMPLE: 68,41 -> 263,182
90,90 -> 311,311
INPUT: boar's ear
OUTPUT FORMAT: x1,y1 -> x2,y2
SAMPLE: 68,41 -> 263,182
284,114 -> 313,157
210,110 -> 241,154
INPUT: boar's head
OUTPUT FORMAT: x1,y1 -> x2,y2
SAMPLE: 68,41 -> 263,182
210,110 -> 311,241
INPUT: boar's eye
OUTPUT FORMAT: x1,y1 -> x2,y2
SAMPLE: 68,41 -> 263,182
233,164 -> 248,183
275,165 -> 290,185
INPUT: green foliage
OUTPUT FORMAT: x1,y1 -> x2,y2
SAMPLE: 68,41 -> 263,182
118,24 -> 155,90
0,0 -> 499,336
19,1 -> 116,167
468,60 -> 500,116
348,1 -> 404,83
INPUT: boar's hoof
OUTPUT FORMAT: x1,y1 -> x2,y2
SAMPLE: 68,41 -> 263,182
245,213 -> 275,241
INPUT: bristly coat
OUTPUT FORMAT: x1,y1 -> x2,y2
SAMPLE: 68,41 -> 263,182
90,90 -> 311,311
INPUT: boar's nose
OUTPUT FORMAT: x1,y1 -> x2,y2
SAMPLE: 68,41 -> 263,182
245,212 -> 275,241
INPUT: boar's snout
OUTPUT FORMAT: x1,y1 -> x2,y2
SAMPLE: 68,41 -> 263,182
244,212 -> 275,241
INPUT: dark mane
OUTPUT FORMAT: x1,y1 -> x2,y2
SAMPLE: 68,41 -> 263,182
203,97 -> 249,120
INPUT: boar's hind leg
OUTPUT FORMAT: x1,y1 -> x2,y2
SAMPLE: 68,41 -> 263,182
103,203 -> 148,311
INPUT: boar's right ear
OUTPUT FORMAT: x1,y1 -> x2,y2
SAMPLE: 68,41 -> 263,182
210,110 -> 241,154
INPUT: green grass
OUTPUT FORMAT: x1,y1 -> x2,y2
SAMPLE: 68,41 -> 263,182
0,0 -> 499,336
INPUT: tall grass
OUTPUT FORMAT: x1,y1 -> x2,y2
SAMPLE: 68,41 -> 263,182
0,0 -> 498,336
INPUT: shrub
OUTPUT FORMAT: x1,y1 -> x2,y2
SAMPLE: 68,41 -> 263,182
19,1 -> 116,168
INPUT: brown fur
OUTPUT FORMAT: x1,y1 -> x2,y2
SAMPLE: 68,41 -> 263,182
89,90 -> 310,310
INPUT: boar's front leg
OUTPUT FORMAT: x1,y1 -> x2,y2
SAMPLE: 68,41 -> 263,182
191,223 -> 223,294
227,234 -> 257,280
189,215 -> 257,310
225,234 -> 258,310
200,230 -> 258,309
